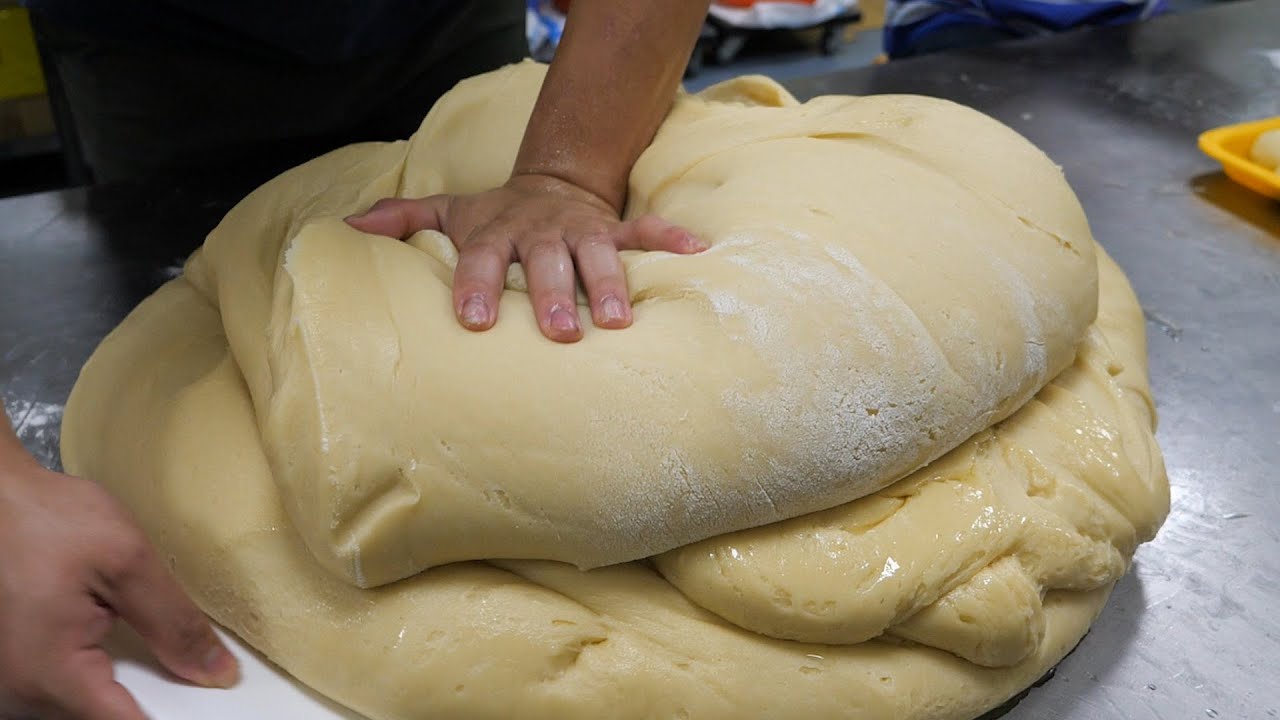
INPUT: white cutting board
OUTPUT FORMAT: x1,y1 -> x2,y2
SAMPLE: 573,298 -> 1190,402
108,624 -> 365,719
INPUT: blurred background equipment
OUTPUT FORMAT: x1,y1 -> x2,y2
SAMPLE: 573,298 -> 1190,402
527,0 -> 867,73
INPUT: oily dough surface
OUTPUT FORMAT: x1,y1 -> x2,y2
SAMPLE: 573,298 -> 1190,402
175,61 -> 1097,588
654,250 -> 1167,664
61,241 -> 1166,720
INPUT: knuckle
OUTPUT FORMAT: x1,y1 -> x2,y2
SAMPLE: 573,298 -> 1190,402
171,616 -> 212,661
574,232 -> 617,252
462,239 -> 510,262
588,278 -> 627,298
521,236 -> 566,257
634,213 -> 665,228
627,214 -> 657,232
101,525 -> 154,583
457,224 -> 508,253
368,197 -> 404,212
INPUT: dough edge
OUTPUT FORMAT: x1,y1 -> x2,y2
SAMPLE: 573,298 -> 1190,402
60,246 -> 1162,720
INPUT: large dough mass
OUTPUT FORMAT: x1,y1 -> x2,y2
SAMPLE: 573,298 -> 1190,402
168,62 -> 1095,588
61,62 -> 1168,719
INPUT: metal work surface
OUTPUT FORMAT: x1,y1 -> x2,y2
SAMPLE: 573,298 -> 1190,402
2,1 -> 1278,717
787,3 -> 1280,716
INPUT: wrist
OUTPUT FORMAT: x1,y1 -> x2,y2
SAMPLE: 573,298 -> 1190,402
506,171 -> 624,216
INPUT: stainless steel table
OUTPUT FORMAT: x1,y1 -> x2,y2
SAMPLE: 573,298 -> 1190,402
2,1 -> 1278,717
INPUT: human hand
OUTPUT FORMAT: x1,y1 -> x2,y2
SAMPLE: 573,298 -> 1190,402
345,173 -> 706,343
0,459 -> 238,720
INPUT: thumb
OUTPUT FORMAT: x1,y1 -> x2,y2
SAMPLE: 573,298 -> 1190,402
344,195 -> 449,239
615,214 -> 707,254
100,536 -> 239,689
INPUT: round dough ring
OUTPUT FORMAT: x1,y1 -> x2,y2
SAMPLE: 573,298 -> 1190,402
61,242 -> 1165,720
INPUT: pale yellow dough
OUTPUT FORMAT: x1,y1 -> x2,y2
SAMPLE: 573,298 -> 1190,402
1250,128 -> 1280,171
61,62 -> 1169,720
178,61 -> 1095,588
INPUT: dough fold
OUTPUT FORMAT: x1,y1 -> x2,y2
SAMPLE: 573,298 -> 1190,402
186,61 -> 1097,587
653,250 -> 1168,665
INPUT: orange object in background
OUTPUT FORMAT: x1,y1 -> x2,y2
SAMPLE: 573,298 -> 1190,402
1199,117 -> 1280,200
0,5 -> 54,144
0,6 -> 47,100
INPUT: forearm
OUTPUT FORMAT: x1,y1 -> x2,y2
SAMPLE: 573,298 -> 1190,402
513,0 -> 711,213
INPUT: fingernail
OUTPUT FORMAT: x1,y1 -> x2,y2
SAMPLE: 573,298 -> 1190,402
461,296 -> 489,327
600,295 -> 628,323
549,305 -> 579,333
685,233 -> 709,252
344,207 -> 389,225
202,645 -> 239,687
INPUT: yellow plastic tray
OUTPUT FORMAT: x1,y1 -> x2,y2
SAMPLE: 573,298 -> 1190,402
0,7 -> 48,100
1198,116 -> 1280,200
1198,116 -> 1280,198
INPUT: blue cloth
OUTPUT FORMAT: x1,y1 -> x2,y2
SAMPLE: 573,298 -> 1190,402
884,0 -> 1166,58
23,0 -> 456,64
